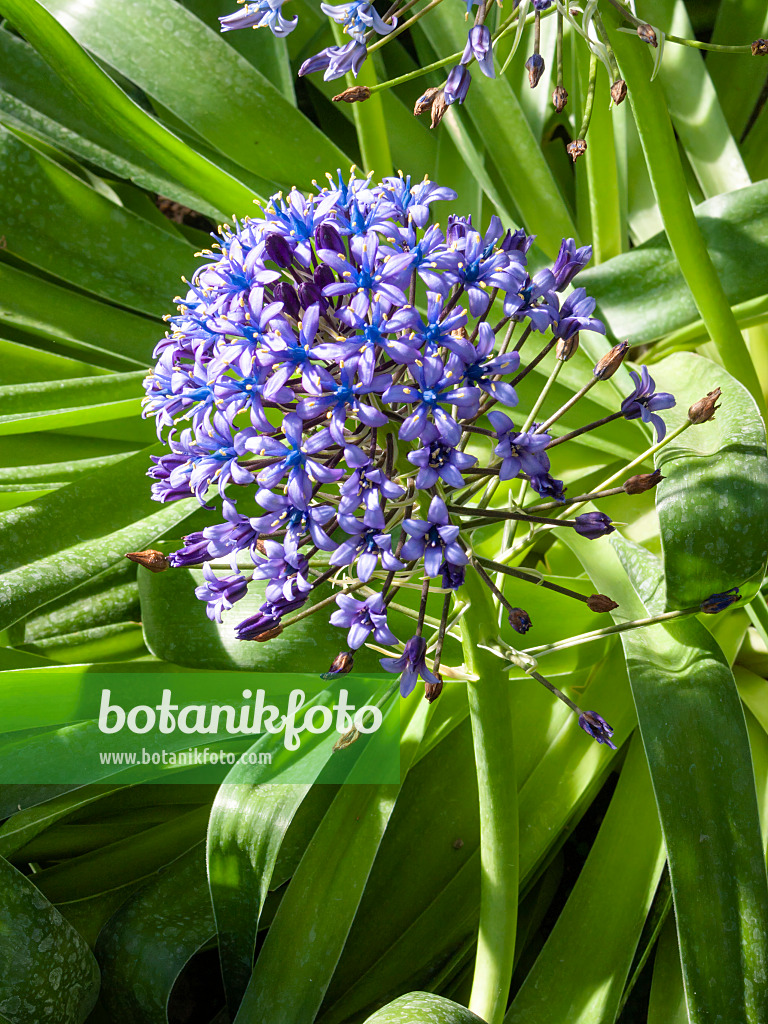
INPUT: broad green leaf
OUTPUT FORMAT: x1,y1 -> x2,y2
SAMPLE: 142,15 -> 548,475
569,530 -> 768,1024
0,371 -> 145,436
25,580 -> 139,641
363,993 -> 485,1024
19,622 -> 147,664
0,445 -> 198,630
581,180 -> 768,345
0,854 -> 100,1023
0,127 -> 190,315
0,0 -> 258,218
0,263 -> 159,370
40,0 -> 349,188
707,0 -> 768,140
95,844 -> 215,1023
505,733 -> 665,1024
647,916 -> 688,1024
0,337 -> 107,385
653,352 -> 768,608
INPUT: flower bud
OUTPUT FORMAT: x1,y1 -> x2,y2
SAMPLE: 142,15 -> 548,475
688,387 -> 721,424
424,674 -> 444,703
637,23 -> 658,46
552,85 -> 568,112
333,726 -> 360,751
298,281 -> 323,309
321,651 -> 354,680
445,65 -> 471,106
508,608 -> 532,634
623,470 -> 664,494
525,53 -> 545,88
264,233 -> 294,268
586,594 -> 619,613
314,222 -> 345,255
700,588 -> 740,614
574,511 -> 614,539
414,86 -> 441,118
252,625 -> 284,642
430,90 -> 449,129
272,281 -> 300,319
125,549 -> 169,572
593,341 -> 629,380
566,139 -> 587,162
578,710 -> 617,748
610,79 -> 627,105
752,39 -> 768,56
333,85 -> 371,103
556,333 -> 579,361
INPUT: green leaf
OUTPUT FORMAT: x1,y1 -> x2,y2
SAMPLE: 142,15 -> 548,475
707,0 -> 768,140
569,530 -> 768,1024
0,854 -> 100,1023
0,0 -> 258,218
363,993 -> 485,1024
0,372 -> 145,436
647,916 -> 689,1024
39,0 -> 350,188
0,337 -> 107,386
0,446 -> 198,630
653,352 -> 768,608
95,844 -> 216,1023
0,127 -> 191,315
505,733 -> 665,1024
581,180 -> 768,345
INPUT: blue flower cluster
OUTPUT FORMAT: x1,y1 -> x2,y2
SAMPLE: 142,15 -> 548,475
143,171 -> 672,703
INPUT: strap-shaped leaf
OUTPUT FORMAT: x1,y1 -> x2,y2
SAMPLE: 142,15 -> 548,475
653,352 -> 768,608
0,854 -> 100,1023
363,993 -> 485,1023
0,372 -> 145,436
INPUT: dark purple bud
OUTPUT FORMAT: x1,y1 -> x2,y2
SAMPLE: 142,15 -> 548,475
586,594 -> 619,613
688,387 -> 721,424
566,138 -> 587,161
508,608 -> 532,634
125,549 -> 169,572
623,470 -> 663,494
273,281 -> 300,319
700,588 -> 740,614
593,341 -> 629,380
314,222 -> 345,255
574,512 -> 615,540
321,651 -> 354,679
314,264 -> 336,291
265,232 -> 294,268
445,64 -> 471,106
500,228 -> 536,254
552,85 -> 568,112
424,675 -> 444,703
298,282 -> 323,309
637,23 -> 658,46
525,53 -> 545,88
578,710 -> 617,749
611,79 -> 627,105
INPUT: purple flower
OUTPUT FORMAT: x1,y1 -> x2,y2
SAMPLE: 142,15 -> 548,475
488,412 -> 551,481
461,25 -> 495,78
578,710 -> 617,749
384,356 -> 479,445
245,413 -> 342,507
380,635 -> 441,697
251,541 -> 312,604
573,512 -> 615,539
551,238 -> 593,290
529,472 -> 566,502
298,40 -> 368,81
461,322 -> 521,404
195,564 -> 250,622
330,593 -> 399,649
219,0 -> 297,35
700,588 -> 740,614
330,512 -> 404,581
552,288 -> 606,341
401,496 -> 468,578
620,366 -> 676,440
296,366 -> 390,445
320,0 -> 395,41
408,424 -> 477,489
445,64 -> 472,105
252,489 -> 337,554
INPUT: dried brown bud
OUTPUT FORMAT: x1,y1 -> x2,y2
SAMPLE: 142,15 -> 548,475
566,138 -> 587,162
125,549 -> 170,572
252,625 -> 283,642
752,39 -> 768,56
623,469 -> 664,494
255,537 -> 268,555
414,86 -> 441,117
333,727 -> 360,751
586,594 -> 619,613
610,79 -> 627,105
637,23 -> 658,46
593,341 -> 629,380
430,90 -> 449,129
333,86 -> 371,103
556,333 -> 580,361
424,675 -> 444,703
321,651 -> 354,680
688,387 -> 722,424
552,85 -> 568,112
525,53 -> 545,88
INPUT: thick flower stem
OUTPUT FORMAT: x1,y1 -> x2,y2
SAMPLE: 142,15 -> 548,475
331,24 -> 393,179
604,8 -> 767,421
461,568 -> 519,1024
